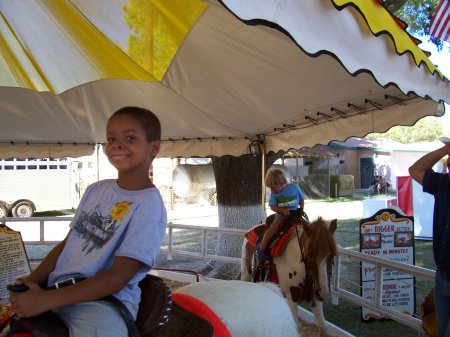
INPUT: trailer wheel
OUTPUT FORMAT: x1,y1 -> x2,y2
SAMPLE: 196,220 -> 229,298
0,203 -> 7,218
12,200 -> 35,218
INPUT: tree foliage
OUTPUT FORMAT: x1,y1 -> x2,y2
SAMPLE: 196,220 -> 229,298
384,0 -> 444,50
368,117 -> 443,143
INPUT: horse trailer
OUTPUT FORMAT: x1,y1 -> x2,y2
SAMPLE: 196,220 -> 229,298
0,158 -> 81,217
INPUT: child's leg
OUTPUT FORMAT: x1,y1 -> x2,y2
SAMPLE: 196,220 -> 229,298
260,214 -> 284,251
55,300 -> 135,337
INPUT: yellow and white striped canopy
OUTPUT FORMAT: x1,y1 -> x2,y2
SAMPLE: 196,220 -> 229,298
0,0 -> 448,158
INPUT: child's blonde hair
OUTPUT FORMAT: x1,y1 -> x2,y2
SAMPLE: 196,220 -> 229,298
265,168 -> 288,188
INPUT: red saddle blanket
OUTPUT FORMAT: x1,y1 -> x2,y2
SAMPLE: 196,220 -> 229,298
244,224 -> 298,258
173,293 -> 232,337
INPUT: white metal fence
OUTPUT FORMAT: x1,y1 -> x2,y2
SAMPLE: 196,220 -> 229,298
1,216 -> 434,335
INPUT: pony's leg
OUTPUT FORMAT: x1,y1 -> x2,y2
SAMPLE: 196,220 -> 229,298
285,297 -> 302,332
311,300 -> 328,337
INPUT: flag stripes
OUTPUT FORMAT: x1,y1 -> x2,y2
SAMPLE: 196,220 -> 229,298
430,0 -> 450,42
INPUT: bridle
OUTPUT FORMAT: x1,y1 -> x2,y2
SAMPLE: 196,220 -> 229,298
293,217 -> 335,302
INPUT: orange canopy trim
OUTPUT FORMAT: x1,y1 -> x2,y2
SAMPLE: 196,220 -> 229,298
331,0 -> 444,80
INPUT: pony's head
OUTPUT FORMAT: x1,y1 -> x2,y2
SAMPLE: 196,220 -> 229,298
302,217 -> 338,301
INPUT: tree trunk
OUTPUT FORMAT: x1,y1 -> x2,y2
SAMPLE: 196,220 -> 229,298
206,151 -> 283,278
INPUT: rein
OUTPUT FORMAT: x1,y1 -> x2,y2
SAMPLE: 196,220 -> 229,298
293,219 -> 329,302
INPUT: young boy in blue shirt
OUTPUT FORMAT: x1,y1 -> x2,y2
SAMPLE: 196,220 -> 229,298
256,167 -> 305,261
9,106 -> 167,336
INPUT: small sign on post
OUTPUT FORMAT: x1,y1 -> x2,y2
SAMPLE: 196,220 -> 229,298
0,224 -> 31,333
359,208 -> 415,321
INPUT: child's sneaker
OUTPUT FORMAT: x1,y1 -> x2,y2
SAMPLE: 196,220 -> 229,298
256,249 -> 270,261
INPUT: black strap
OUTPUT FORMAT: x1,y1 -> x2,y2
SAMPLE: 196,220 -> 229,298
101,295 -> 140,337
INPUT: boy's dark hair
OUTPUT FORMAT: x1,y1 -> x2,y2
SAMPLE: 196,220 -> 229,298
111,106 -> 161,142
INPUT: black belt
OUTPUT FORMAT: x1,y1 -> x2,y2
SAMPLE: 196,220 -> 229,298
47,277 -> 139,337
47,277 -> 85,290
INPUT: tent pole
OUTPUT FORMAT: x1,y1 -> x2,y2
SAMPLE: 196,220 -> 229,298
261,143 -> 266,223
96,143 -> 100,182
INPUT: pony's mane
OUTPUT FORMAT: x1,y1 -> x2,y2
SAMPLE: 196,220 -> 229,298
305,217 -> 338,262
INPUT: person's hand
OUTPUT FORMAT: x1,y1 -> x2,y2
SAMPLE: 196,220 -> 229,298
439,137 -> 450,153
9,279 -> 48,317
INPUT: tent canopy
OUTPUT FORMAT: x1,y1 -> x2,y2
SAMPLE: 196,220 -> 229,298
0,0 -> 448,158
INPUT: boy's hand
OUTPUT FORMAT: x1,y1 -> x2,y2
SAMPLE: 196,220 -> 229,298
9,280 -> 49,317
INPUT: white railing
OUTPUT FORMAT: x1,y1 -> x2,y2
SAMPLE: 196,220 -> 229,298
333,248 -> 434,332
0,217 -> 434,334
163,222 -> 245,264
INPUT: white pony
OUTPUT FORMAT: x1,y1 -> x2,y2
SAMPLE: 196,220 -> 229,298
176,280 -> 299,337
241,216 -> 338,337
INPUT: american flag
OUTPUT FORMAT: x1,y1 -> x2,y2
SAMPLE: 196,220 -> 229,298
430,0 -> 450,43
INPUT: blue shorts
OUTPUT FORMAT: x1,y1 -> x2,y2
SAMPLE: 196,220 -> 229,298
55,300 -> 138,337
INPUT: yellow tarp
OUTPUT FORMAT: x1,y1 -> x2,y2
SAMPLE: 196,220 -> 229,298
332,0 -> 444,79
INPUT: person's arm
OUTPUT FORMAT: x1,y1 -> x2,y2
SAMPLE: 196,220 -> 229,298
10,231 -> 70,291
299,199 -> 305,210
270,205 -> 290,216
10,256 -> 142,318
27,232 -> 70,285
409,146 -> 449,185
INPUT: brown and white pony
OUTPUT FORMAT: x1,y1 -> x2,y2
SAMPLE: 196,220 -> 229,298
241,216 -> 338,337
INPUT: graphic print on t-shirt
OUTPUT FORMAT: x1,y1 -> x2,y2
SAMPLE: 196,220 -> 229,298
74,201 -> 131,254
276,195 -> 297,208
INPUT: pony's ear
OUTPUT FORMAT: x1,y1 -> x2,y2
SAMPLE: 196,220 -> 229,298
329,219 -> 337,234
303,222 -> 313,236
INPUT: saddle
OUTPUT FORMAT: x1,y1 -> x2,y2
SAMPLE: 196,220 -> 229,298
7,275 -> 213,337
244,224 -> 299,284
245,224 -> 299,259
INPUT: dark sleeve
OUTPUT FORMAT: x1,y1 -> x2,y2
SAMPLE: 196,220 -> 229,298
422,169 -> 440,196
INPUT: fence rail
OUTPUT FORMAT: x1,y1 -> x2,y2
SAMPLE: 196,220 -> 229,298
1,216 -> 434,334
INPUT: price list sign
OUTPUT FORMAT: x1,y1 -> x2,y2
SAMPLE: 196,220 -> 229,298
0,225 -> 31,331
360,208 -> 415,321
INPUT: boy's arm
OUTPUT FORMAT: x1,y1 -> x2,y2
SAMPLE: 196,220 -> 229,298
24,232 -> 70,285
409,146 -> 449,185
11,256 -> 142,317
270,205 -> 290,216
299,199 -> 305,210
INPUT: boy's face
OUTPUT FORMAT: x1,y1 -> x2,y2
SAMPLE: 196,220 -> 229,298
105,114 -> 160,174
270,182 -> 286,193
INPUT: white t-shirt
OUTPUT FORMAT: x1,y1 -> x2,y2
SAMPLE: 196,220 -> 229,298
48,179 -> 167,316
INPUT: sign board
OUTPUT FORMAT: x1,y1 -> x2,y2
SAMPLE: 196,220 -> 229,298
360,208 -> 415,321
0,224 -> 31,333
